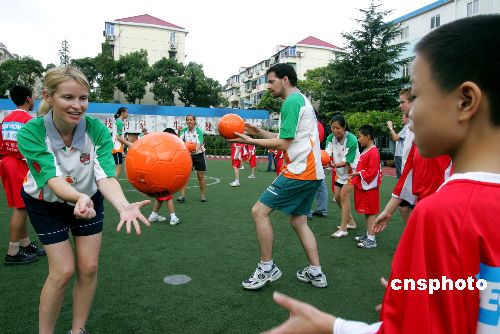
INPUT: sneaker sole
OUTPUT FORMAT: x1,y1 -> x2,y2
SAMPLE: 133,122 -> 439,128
296,274 -> 328,288
4,256 -> 39,265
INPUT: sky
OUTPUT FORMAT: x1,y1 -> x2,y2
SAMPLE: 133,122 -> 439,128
0,0 -> 432,85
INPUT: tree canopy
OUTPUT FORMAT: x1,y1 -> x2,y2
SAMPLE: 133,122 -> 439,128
0,57 -> 44,98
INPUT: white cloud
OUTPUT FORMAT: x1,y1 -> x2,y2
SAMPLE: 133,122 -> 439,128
0,0 -> 431,84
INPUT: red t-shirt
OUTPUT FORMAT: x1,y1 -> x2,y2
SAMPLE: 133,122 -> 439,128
0,109 -> 33,159
393,144 -> 452,204
379,173 -> 500,334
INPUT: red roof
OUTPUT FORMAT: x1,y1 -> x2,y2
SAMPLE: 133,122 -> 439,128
115,14 -> 185,30
296,36 -> 341,50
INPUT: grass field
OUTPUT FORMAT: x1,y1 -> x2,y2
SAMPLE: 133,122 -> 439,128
0,159 -> 403,333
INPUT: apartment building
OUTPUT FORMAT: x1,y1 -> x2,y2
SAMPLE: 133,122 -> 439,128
103,14 -> 188,104
392,0 -> 500,77
224,36 -> 345,109
0,42 -> 17,64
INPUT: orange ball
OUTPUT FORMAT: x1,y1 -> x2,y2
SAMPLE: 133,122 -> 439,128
218,113 -> 245,139
125,133 -> 192,197
185,141 -> 196,152
321,150 -> 331,167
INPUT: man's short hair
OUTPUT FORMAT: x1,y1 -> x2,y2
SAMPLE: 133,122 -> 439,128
9,86 -> 32,107
415,15 -> 500,125
266,63 -> 298,87
399,88 -> 414,102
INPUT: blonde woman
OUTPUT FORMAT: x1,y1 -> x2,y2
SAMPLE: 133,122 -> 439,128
17,66 -> 150,334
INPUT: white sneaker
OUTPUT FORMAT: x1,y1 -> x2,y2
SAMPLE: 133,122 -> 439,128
242,264 -> 282,290
296,266 -> 328,288
248,175 -> 256,179
170,217 -> 180,226
239,166 -> 245,170
331,230 -> 348,238
229,181 -> 240,187
149,214 -> 167,222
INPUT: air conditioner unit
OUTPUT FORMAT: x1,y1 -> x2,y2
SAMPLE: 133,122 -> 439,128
106,35 -> 115,41
170,43 -> 176,50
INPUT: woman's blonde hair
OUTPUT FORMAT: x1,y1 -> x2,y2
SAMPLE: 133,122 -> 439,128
38,66 -> 90,116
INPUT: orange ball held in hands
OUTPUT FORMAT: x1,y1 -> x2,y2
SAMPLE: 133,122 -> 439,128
218,113 -> 245,139
321,150 -> 331,167
185,141 -> 196,152
125,132 -> 192,197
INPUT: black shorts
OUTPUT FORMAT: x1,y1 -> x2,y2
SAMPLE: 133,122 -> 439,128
191,152 -> 207,172
399,199 -> 415,209
334,181 -> 344,188
22,189 -> 104,245
113,152 -> 123,165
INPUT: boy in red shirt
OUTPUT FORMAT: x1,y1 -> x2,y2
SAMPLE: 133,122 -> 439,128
263,15 -> 500,334
1,86 -> 44,264
349,125 -> 381,249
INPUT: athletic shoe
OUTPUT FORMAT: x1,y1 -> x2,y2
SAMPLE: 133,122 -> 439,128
170,217 -> 180,226
248,175 -> 256,179
20,242 -> 46,256
149,214 -> 167,222
354,234 -> 368,242
331,230 -> 348,238
229,181 -> 240,187
242,264 -> 282,290
312,211 -> 327,217
336,224 -> 357,230
357,238 -> 377,249
67,328 -> 89,334
296,266 -> 328,288
176,196 -> 185,203
4,250 -> 38,265
200,197 -> 207,202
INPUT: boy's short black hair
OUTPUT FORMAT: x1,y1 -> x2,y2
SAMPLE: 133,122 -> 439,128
266,64 -> 298,86
358,125 -> 375,140
163,128 -> 176,135
415,15 -> 500,124
9,86 -> 32,107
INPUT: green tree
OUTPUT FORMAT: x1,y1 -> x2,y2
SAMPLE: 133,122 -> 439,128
94,42 -> 116,102
0,57 -> 44,98
149,57 -> 184,105
298,65 -> 341,120
115,49 -> 149,103
177,62 -> 225,107
256,90 -> 282,113
332,0 -> 409,112
58,39 -> 71,66
71,57 -> 99,99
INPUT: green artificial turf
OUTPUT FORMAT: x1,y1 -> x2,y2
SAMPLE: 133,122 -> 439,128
0,159 -> 402,333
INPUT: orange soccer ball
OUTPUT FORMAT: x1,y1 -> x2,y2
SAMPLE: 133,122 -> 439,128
185,141 -> 196,152
218,113 -> 245,139
321,150 -> 331,167
125,133 -> 192,197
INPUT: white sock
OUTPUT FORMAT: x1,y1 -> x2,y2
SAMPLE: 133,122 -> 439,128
260,260 -> 273,271
19,237 -> 31,247
367,234 -> 376,241
8,242 -> 20,256
309,265 -> 322,276
170,213 -> 177,220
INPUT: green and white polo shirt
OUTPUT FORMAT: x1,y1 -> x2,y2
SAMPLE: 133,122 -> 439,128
179,126 -> 205,154
325,131 -> 360,184
279,92 -> 324,181
17,112 -> 115,202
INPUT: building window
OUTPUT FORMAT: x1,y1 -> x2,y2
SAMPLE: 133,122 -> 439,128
431,15 -> 441,29
105,23 -> 114,36
265,60 -> 270,67
168,51 -> 177,59
400,26 -> 409,39
170,32 -> 176,43
467,0 -> 480,16
289,47 -> 296,57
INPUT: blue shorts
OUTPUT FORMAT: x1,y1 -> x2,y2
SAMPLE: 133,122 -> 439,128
22,189 -> 104,245
259,175 -> 322,216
